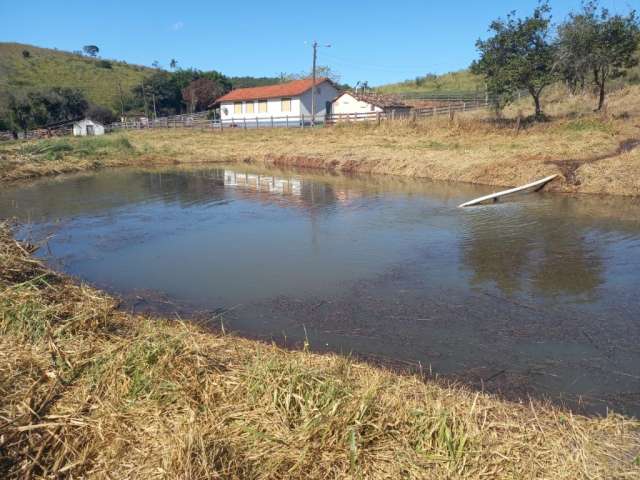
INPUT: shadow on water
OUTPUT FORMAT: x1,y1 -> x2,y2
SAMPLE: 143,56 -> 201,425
2,165 -> 640,416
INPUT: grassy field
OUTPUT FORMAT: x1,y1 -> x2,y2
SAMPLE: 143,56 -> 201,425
0,42 -> 156,112
2,84 -> 640,196
1,222 -> 639,479
375,63 -> 640,96
376,69 -> 484,95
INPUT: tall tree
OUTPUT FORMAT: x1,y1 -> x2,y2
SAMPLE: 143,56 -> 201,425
559,2 -> 640,110
82,45 -> 100,57
556,8 -> 596,93
471,2 -> 557,117
170,58 -> 178,70
181,78 -> 228,113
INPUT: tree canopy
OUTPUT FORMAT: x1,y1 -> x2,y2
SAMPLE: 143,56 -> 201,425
132,69 -> 232,117
557,2 -> 640,110
471,2 -> 556,117
82,45 -> 99,57
6,87 -> 89,133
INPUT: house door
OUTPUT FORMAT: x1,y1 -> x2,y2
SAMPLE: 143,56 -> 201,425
86,125 -> 95,136
325,101 -> 332,115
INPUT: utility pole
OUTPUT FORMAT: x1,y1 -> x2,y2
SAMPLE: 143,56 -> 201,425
310,41 -> 330,127
152,93 -> 157,120
141,81 -> 149,119
311,41 -> 317,126
117,81 -> 125,121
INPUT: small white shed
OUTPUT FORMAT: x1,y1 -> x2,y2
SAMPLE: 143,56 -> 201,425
73,119 -> 105,136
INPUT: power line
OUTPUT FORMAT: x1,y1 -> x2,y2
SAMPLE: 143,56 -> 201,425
321,53 -> 447,73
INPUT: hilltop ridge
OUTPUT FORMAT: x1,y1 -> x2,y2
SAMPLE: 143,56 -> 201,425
0,42 -> 157,112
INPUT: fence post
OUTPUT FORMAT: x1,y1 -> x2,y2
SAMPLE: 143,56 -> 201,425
300,114 -> 304,128
286,115 -> 289,128
270,116 -> 274,128
391,109 -> 396,121
376,112 -> 381,126
463,102 -> 466,112
256,116 -> 259,129
243,117 -> 247,130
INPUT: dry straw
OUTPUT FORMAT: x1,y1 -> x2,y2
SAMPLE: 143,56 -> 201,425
1,84 -> 640,196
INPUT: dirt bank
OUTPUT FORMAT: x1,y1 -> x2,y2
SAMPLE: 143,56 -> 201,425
2,86 -> 640,196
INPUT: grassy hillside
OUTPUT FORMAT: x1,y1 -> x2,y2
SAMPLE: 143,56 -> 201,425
0,42 -> 157,112
377,63 -> 640,96
377,69 -> 485,95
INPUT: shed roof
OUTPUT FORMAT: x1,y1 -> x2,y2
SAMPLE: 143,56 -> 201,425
73,118 -> 104,127
214,78 -> 331,104
335,91 -> 409,109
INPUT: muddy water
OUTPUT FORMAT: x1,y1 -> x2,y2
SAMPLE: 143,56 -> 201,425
2,166 -> 639,415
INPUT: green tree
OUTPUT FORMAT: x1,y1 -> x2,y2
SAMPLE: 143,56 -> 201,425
82,45 -> 100,57
182,77 -> 230,112
559,2 -> 640,110
471,2 -> 556,117
556,8 -> 596,93
6,88 -> 89,133
86,104 -> 118,124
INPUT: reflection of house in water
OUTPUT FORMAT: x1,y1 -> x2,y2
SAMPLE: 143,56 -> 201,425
224,170 -> 302,196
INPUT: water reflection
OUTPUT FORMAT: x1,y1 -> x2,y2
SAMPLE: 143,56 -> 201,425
461,202 -> 605,299
2,165 -> 640,414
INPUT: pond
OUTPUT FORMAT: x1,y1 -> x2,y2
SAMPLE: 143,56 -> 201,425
2,165 -> 639,415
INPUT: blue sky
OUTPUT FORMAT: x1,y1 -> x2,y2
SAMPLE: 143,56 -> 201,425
0,0 -> 634,86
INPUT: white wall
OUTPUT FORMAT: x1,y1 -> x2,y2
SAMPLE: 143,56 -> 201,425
331,93 -> 382,115
219,80 -> 338,122
299,81 -> 339,119
220,97 -> 302,121
73,119 -> 105,136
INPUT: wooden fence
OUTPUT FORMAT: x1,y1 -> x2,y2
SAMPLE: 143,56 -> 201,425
326,98 -> 488,124
107,98 -> 490,132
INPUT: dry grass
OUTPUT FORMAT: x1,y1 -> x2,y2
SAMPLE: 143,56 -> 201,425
1,222 -> 639,479
1,84 -> 640,196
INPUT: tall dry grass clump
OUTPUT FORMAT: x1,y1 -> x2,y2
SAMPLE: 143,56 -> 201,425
1,221 -> 639,478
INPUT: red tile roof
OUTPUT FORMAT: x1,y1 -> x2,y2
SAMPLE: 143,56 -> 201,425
215,78 -> 330,103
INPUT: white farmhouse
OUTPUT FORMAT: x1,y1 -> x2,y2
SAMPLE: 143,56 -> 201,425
331,92 -> 411,117
73,118 -> 105,136
213,78 -> 338,124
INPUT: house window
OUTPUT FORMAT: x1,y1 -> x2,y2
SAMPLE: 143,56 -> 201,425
246,101 -> 254,114
281,98 -> 291,112
258,100 -> 268,113
234,102 -> 242,114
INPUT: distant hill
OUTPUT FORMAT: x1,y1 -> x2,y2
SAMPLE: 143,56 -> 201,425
229,76 -> 283,88
376,69 -> 485,95
0,42 -> 157,112
377,61 -> 640,97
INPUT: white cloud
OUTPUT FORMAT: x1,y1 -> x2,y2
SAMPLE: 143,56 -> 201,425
171,21 -> 184,31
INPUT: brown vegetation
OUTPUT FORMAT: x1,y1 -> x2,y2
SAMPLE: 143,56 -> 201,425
2,85 -> 640,196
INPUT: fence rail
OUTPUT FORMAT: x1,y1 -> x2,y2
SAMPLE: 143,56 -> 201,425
326,98 -> 488,124
108,99 -> 489,132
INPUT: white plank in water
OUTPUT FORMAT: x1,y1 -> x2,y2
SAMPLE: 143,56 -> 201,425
458,174 -> 558,208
